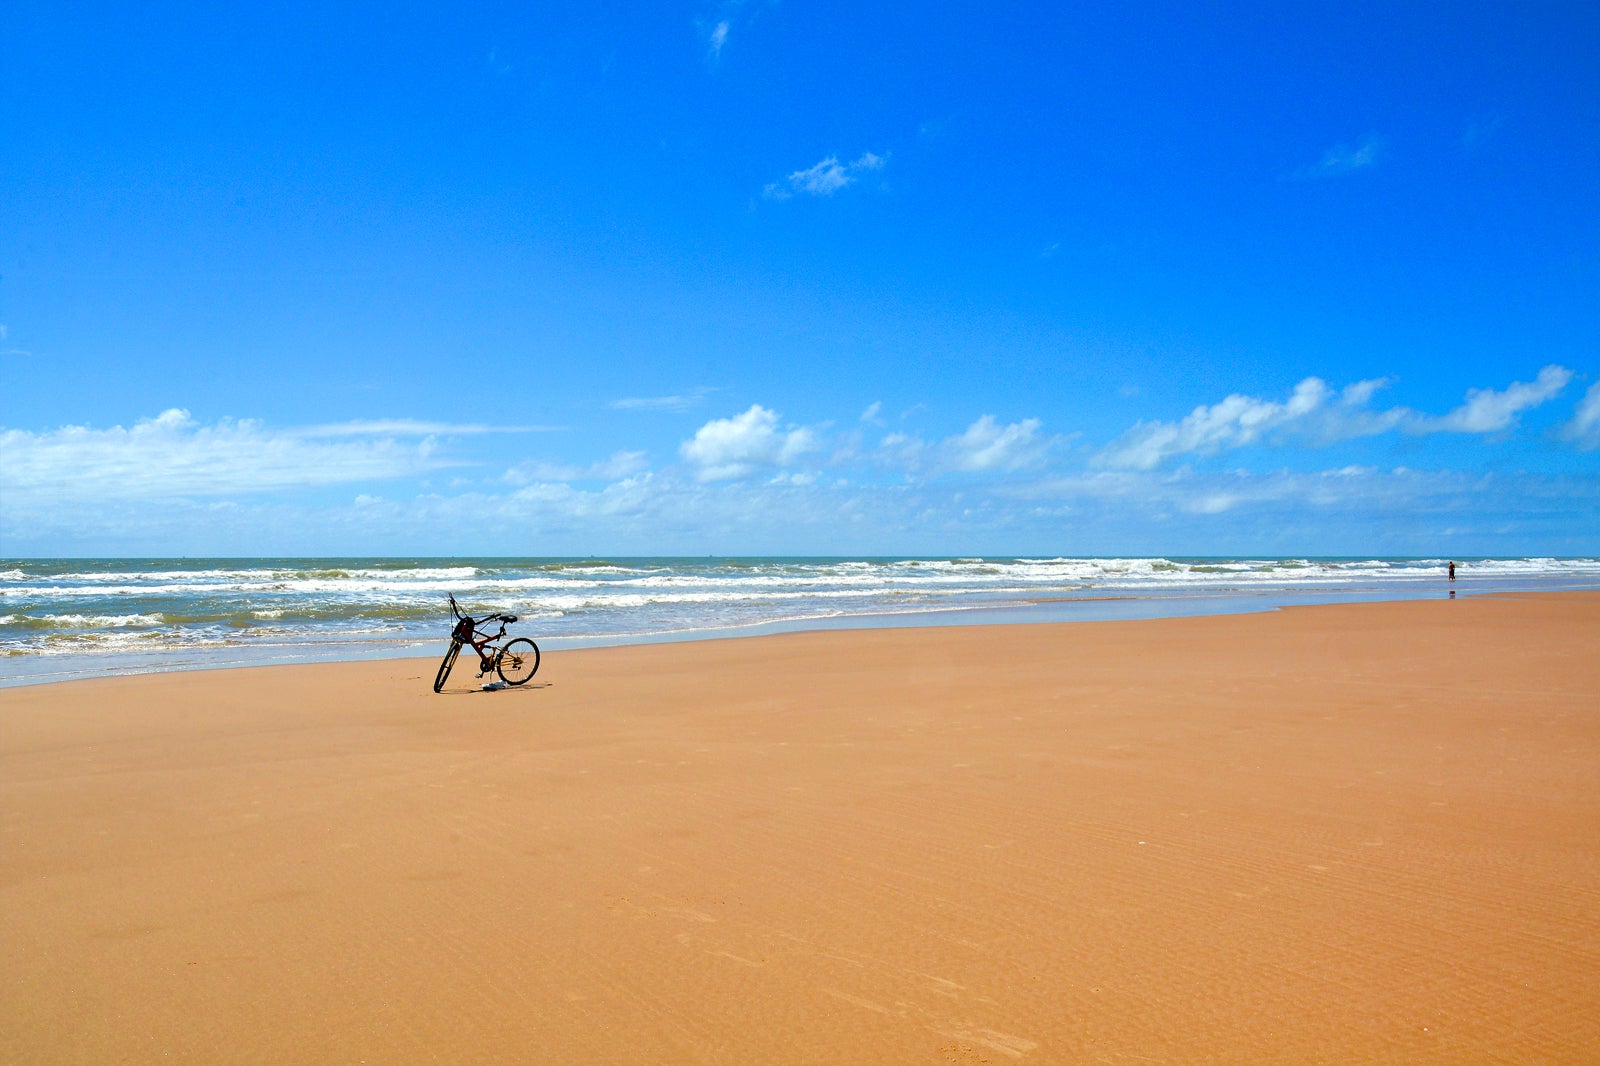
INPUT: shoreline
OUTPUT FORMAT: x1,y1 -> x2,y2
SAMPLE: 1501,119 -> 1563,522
0,578 -> 1560,691
4,592 -> 1597,1061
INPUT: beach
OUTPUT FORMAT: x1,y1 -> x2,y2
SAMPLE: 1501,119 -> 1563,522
3,593 -> 1597,1062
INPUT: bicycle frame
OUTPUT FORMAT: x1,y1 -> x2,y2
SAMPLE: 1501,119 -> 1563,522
461,618 -> 511,672
449,594 -> 512,673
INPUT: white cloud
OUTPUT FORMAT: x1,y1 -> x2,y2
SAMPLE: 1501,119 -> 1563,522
0,409 -> 464,500
878,431 -> 926,470
1099,378 -> 1342,470
1416,365 -> 1571,434
873,415 -> 1054,477
1015,463 -> 1526,523
10,383 -> 1594,555
679,404 -> 819,481
8,414 -> 1597,556
1336,378 -> 1384,406
1307,136 -> 1382,177
1560,381 -> 1600,450
610,388 -> 715,413
504,451 -> 649,485
1098,368 -> 1574,470
709,20 -> 729,55
1308,380 -> 1413,442
763,152 -> 887,200
297,419 -> 553,437
1189,493 -> 1238,515
944,415 -> 1046,472
458,462 -> 1595,556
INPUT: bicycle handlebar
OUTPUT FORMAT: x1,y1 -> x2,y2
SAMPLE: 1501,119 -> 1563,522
448,596 -> 517,640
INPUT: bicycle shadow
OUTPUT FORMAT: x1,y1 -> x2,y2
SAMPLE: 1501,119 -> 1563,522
433,682 -> 553,697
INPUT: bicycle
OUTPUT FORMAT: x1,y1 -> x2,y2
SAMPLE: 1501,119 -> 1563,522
434,593 -> 540,693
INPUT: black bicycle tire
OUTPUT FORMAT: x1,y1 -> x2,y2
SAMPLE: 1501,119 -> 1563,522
434,639 -> 462,693
496,638 -> 540,686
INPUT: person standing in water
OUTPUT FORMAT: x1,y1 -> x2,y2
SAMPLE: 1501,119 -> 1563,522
1448,561 -> 1456,582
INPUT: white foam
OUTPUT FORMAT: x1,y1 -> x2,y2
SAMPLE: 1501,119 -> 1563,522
41,613 -> 165,628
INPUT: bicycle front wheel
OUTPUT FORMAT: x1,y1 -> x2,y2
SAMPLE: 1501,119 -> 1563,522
496,638 -> 540,685
434,639 -> 462,693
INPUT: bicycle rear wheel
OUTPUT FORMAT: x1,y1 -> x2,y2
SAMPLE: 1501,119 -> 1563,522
496,638 -> 540,685
433,639 -> 462,693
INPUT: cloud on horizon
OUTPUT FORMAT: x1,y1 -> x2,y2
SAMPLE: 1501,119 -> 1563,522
12,454 -> 1592,558
297,418 -> 555,438
5,369 -> 1595,555
504,451 -> 650,485
0,409 -> 471,501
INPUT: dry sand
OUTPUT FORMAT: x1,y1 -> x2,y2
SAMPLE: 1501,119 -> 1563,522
3,593 -> 1598,1063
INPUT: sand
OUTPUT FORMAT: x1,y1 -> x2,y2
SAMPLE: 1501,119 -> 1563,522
3,593 -> 1598,1063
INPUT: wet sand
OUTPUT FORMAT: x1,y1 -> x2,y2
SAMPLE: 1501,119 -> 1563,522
3,593 -> 1597,1062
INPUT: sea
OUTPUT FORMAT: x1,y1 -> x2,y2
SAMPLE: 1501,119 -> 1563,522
3,556 -> 1598,687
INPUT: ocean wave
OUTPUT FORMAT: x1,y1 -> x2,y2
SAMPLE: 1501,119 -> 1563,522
0,578 -> 477,599
4,556 -> 1599,678
1,619 -> 431,656
9,557 -> 1599,606
3,613 -> 168,630
1,564 -> 480,586
505,586 -> 1034,612
529,560 -> 657,573
296,566 -> 479,581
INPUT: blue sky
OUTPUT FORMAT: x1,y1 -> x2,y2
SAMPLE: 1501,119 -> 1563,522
2,1 -> 1597,557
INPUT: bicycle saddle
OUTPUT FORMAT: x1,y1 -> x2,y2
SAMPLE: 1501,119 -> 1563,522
501,614 -> 518,623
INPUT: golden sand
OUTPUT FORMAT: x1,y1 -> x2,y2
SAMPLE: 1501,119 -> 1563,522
3,594 -> 1598,1062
